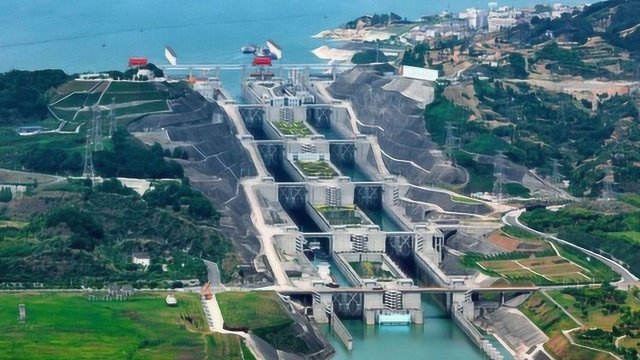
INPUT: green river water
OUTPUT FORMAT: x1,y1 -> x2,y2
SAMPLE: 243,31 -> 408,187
320,295 -> 513,360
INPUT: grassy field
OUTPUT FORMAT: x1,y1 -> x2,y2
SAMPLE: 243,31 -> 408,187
48,80 -> 170,123
216,291 -> 310,355
501,225 -> 542,241
547,290 -> 640,331
477,255 -> 591,284
316,205 -> 369,226
217,291 -> 290,329
115,101 -> 170,117
519,292 -> 613,360
450,194 -> 482,204
0,292 -> 249,360
349,261 -> 395,280
0,220 -> 27,229
607,231 -> 640,244
295,160 -> 337,178
273,121 -> 313,137
52,93 -> 97,109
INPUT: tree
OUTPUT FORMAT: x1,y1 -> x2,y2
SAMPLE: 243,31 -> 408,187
508,53 -> 528,78
0,187 -> 12,202
188,197 -> 214,220
351,49 -> 388,64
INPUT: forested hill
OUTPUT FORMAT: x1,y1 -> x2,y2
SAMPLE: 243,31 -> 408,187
511,0 -> 640,53
0,70 -> 71,124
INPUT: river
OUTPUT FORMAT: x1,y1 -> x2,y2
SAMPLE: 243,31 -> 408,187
321,295 -> 512,360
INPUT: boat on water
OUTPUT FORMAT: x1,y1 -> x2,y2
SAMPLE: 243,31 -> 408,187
241,45 -> 257,54
165,294 -> 177,306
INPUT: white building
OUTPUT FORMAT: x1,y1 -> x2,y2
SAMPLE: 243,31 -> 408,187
400,66 -> 439,82
551,3 -> 573,18
459,8 -> 487,30
488,7 -> 519,32
488,16 -> 517,32
132,252 -> 151,267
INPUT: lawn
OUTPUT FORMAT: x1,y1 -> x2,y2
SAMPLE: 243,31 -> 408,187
547,290 -> 640,331
607,231 -> 640,244
49,108 -> 78,122
471,242 -> 620,285
216,291 -> 291,330
478,256 -> 590,284
0,220 -> 27,229
295,160 -> 337,179
53,80 -> 101,97
349,261 -> 395,280
501,225 -> 542,241
518,292 -> 613,360
450,194 -> 482,204
101,91 -> 168,105
0,292 -> 249,360
316,205 -> 370,226
216,291 -> 310,355
105,81 -> 159,93
273,121 -> 313,137
115,101 -> 170,117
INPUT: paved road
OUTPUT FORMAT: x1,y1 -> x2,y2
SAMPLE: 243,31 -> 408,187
502,209 -> 639,288
203,260 -> 222,288
242,177 -> 289,286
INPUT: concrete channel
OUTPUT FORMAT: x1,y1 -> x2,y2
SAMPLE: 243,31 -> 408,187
330,313 -> 353,351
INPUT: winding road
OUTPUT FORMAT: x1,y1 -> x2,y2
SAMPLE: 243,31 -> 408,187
502,209 -> 639,289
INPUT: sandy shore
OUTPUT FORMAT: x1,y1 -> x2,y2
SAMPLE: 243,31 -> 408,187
311,45 -> 356,62
313,28 -> 393,42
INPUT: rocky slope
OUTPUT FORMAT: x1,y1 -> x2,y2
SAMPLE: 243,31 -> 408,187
128,91 -> 261,268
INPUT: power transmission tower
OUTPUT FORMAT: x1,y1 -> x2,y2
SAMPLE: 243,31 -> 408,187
108,97 -> 116,137
92,106 -> 103,151
493,152 -> 507,204
83,126 -> 94,179
444,122 -> 458,163
601,165 -> 615,200
550,159 -> 562,185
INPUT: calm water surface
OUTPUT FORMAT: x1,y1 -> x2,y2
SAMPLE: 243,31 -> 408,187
322,296 -> 497,360
0,0 -> 582,73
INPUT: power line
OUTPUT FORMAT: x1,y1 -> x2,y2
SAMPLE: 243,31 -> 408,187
444,122 -> 458,163
550,159 -> 562,185
83,125 -> 94,179
93,106 -> 103,151
493,151 -> 507,204
108,97 -> 116,137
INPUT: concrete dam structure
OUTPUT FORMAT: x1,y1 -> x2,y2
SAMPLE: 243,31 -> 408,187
199,70 -> 533,333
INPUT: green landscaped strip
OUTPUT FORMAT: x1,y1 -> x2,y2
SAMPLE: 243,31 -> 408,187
216,291 -> 291,329
607,231 -> 640,244
273,121 -> 313,137
216,291 -> 310,355
450,194 -> 482,204
501,225 -> 543,241
349,261 -> 395,280
0,292 -> 247,360
295,160 -> 337,178
316,206 -> 368,225
114,100 -> 170,117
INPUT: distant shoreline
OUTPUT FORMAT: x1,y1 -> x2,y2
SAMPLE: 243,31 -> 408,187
312,28 -> 393,42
